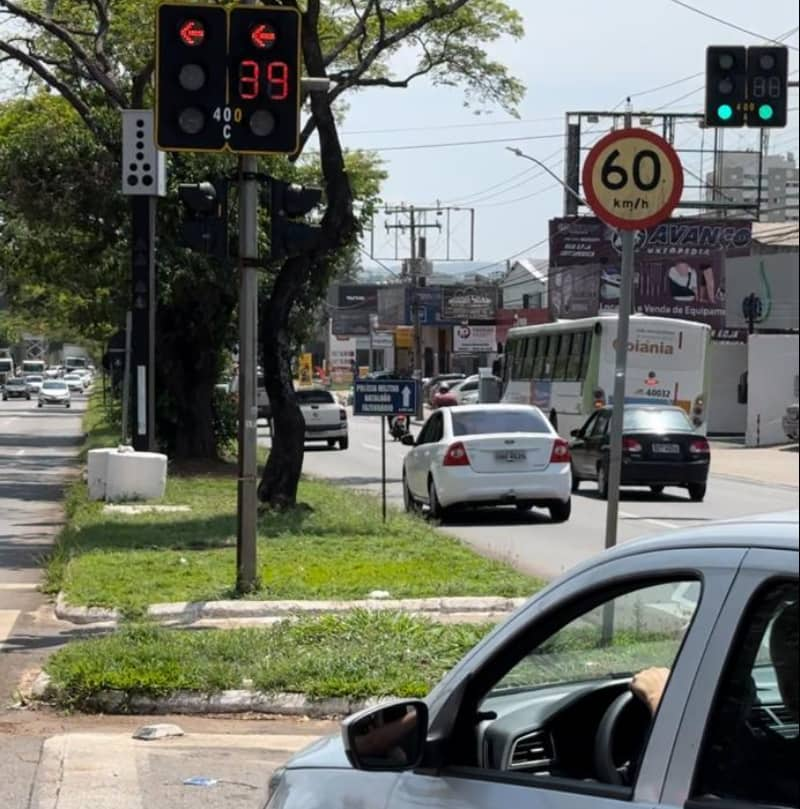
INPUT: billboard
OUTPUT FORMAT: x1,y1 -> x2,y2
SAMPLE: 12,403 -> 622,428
453,325 -> 497,354
441,285 -> 497,322
332,285 -> 378,335
549,217 -> 753,341
725,253 -> 799,331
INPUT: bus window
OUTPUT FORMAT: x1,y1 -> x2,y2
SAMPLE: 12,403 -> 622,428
544,335 -> 559,379
521,337 -> 536,378
566,332 -> 587,380
554,333 -> 571,379
532,336 -> 547,378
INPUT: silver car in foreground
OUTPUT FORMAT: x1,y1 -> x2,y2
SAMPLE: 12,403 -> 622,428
265,511 -> 799,808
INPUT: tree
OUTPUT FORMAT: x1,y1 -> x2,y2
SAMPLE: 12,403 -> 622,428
257,0 -> 524,507
0,0 -> 524,497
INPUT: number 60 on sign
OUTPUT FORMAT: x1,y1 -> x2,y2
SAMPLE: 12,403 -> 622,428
582,128 -> 684,230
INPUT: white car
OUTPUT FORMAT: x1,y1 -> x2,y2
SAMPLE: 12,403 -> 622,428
401,404 -> 572,522
38,380 -> 71,408
24,374 -> 44,394
297,388 -> 348,450
62,372 -> 86,392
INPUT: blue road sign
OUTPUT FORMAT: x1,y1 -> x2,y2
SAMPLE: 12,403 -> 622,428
353,379 -> 418,416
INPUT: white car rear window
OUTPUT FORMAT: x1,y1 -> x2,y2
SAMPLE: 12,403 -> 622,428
452,409 -> 551,436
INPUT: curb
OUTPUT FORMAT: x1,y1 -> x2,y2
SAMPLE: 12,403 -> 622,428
55,592 -> 526,626
30,671 -> 394,718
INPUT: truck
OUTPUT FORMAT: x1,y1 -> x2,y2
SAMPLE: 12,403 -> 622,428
0,353 -> 14,387
21,359 -> 47,376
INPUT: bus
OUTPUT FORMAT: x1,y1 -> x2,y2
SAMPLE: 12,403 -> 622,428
21,359 -> 47,376
502,314 -> 712,437
0,355 -> 14,386
64,355 -> 89,372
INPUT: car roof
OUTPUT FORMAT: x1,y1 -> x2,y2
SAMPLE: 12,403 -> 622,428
580,511 -> 799,573
445,403 -> 545,414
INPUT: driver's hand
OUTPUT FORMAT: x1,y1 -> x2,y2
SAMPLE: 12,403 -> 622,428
630,667 -> 670,715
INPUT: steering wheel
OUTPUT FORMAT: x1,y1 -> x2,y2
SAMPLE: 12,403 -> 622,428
594,691 -> 638,786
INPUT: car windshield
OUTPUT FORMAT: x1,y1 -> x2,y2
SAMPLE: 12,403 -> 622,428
296,390 -> 334,405
42,381 -> 67,390
624,408 -> 694,432
26,375 -> 43,382
7,378 -> 25,386
452,408 -> 551,436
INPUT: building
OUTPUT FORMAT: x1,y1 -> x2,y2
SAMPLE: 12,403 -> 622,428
706,151 -> 799,222
500,258 -> 548,309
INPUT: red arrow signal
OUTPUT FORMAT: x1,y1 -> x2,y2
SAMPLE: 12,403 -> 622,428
251,23 -> 277,49
179,19 -> 205,47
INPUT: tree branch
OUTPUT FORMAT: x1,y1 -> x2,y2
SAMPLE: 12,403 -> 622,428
0,0 -> 127,107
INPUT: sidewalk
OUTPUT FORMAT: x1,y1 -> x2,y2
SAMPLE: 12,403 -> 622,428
709,440 -> 799,488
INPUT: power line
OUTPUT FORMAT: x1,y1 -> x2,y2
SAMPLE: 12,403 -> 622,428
665,0 -> 799,50
357,132 -> 565,153
342,113 -> 564,136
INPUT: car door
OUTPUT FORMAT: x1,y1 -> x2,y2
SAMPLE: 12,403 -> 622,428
406,415 -> 437,497
386,546 -> 746,809
582,409 -> 611,478
569,412 -> 598,476
414,412 -> 444,498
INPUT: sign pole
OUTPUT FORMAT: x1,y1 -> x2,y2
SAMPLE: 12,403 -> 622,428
381,416 -> 387,522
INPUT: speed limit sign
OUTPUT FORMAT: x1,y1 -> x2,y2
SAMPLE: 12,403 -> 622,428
582,128 -> 683,230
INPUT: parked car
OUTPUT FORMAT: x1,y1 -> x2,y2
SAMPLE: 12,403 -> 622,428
24,374 -> 44,394
569,404 -> 710,501
782,402 -> 799,443
62,372 -> 87,393
423,373 -> 466,404
297,388 -> 348,450
38,380 -> 71,408
401,404 -> 572,522
2,377 -> 31,400
263,511 -> 799,809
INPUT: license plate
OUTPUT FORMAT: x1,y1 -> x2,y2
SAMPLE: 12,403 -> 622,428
652,443 -> 681,455
496,450 -> 526,462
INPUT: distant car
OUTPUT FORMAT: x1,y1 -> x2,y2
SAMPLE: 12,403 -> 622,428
44,368 -> 61,379
38,380 -> 71,408
402,404 -> 572,522
297,388 -> 348,450
782,403 -> 799,443
62,373 -> 86,393
74,368 -> 93,385
24,374 -> 44,394
569,404 -> 710,501
423,373 -> 465,404
367,370 -> 407,381
2,377 -> 31,400
263,513 -> 799,809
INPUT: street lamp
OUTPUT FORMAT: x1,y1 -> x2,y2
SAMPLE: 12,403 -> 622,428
505,147 -> 588,208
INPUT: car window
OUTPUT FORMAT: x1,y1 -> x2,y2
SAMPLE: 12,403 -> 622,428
579,411 -> 599,435
624,408 -> 694,432
691,580 -> 798,807
42,382 -> 67,390
490,580 -> 700,694
416,417 -> 437,445
428,413 -> 443,442
590,411 -> 611,437
296,390 -> 334,405
452,409 -> 550,436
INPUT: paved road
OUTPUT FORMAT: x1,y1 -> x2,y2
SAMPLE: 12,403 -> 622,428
281,411 -> 800,581
0,393 -> 88,706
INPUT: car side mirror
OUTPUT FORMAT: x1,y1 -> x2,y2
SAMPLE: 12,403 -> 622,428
570,428 -> 581,438
342,700 -> 428,772
401,434 -> 416,447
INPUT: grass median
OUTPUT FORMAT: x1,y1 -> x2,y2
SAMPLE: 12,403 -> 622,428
48,394 -> 539,615
44,611 -> 492,708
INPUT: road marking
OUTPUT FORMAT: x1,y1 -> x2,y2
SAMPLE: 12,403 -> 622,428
0,582 -> 39,591
0,609 -> 19,651
362,443 -> 382,452
619,510 -> 680,530
16,448 -> 25,456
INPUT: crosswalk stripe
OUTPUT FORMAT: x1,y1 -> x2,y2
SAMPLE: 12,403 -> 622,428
0,609 -> 20,651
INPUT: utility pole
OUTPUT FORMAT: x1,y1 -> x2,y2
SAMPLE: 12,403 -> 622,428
236,0 -> 259,594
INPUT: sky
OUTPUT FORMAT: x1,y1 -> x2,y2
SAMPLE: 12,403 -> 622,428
332,0 -> 799,276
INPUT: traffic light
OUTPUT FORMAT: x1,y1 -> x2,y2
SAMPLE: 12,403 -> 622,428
178,180 -> 228,258
155,4 -> 227,152
705,46 -> 747,127
228,5 -> 302,154
270,180 -> 322,260
746,46 -> 788,127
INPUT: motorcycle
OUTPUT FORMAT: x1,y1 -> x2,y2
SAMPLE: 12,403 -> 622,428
388,415 -> 410,441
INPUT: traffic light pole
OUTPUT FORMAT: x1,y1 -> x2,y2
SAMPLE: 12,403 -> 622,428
604,107 -> 635,553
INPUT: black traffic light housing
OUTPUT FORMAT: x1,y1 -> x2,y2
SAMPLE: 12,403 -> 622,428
228,5 -> 302,154
746,46 -> 788,128
269,180 -> 322,260
705,46 -> 747,127
156,4 -> 227,151
178,180 -> 229,258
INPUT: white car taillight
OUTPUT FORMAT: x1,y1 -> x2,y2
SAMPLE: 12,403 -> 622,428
549,439 -> 570,463
443,441 -> 470,467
